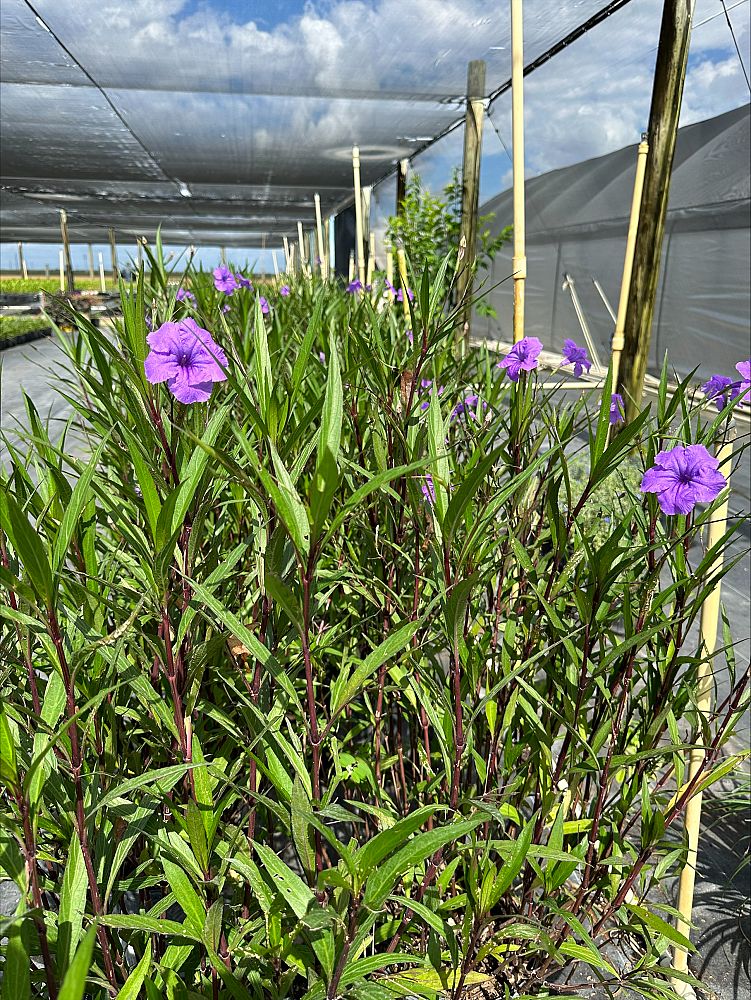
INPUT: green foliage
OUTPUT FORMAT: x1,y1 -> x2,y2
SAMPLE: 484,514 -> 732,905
0,243 -> 748,1000
386,169 -> 511,311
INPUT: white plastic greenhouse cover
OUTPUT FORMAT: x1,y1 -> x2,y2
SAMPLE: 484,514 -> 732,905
1,0 -> 650,246
476,104 -> 751,380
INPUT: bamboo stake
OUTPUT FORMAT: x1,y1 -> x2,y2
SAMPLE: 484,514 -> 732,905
108,227 -> 118,279
289,242 -> 296,274
386,250 -> 394,296
87,243 -> 95,280
672,429 -> 734,994
611,137 -> 649,387
456,59 -> 487,343
97,252 -> 106,293
283,236 -> 291,273
58,249 -> 65,292
348,251 -> 355,284
397,248 -> 410,320
511,0 -> 526,343
59,209 -> 74,294
17,242 -> 27,279
314,193 -> 326,278
352,145 -> 366,286
618,0 -> 695,419
366,231 -> 376,288
272,250 -> 280,279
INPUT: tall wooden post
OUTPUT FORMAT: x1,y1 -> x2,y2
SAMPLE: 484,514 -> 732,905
511,0 -> 527,344
617,0 -> 695,420
109,227 -> 118,279
59,210 -> 74,294
396,158 -> 409,217
87,243 -> 95,280
58,249 -> 65,292
456,59 -> 486,342
352,146 -> 366,286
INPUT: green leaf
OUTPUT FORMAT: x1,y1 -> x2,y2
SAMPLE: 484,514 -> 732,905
161,857 -> 205,936
2,908 -> 30,1000
57,835 -> 87,979
0,490 -> 53,605
58,924 -> 96,1000
495,816 -> 535,896
310,335 -> 343,538
0,705 -> 19,793
332,619 -> 421,717
185,798 -> 210,876
363,815 -> 485,910
116,940 -> 152,999
52,436 -> 107,574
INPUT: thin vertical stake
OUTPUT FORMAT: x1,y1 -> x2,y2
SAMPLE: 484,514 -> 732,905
511,0 -> 527,343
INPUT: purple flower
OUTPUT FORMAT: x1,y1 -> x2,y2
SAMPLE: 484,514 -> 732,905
421,473 -> 435,506
346,279 -> 363,294
144,318 -> 228,404
610,393 -> 625,425
221,304 -> 230,314
640,444 -> 727,516
259,296 -> 270,315
384,279 -> 397,295
736,359 -> 750,390
318,351 -> 326,364
701,374 -> 740,411
497,337 -> 543,382
176,287 -> 195,303
235,273 -> 253,289
145,314 -> 152,331
560,339 -> 591,377
452,394 -> 487,421
396,287 -> 414,303
279,285 -> 291,296
213,266 -> 237,295
419,380 -> 444,410
406,329 -> 413,345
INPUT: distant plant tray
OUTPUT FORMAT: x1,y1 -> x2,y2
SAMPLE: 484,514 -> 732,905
0,325 -> 52,350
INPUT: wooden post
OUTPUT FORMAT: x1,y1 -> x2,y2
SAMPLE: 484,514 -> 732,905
87,243 -> 95,280
386,250 -> 394,296
98,252 -> 106,293
672,429 -> 734,990
314,193 -> 326,278
109,227 -> 118,279
297,221 -> 307,277
45,265 -> 50,278
348,251 -> 355,284
511,0 -> 526,344
352,146 -> 366,286
611,138 -> 649,387
58,249 -> 65,292
617,0 -> 695,420
456,59 -> 487,343
59,209 -> 74,294
283,236 -> 291,273
17,242 -> 28,279
396,158 -> 409,217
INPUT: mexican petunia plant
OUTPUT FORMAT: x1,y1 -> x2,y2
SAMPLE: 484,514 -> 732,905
0,240 -> 749,1000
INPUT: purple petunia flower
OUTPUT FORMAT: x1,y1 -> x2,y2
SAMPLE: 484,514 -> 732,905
213,266 -> 237,295
259,296 -> 270,315
144,318 -> 228,404
396,287 -> 414,303
176,287 -> 195,303
701,374 -> 740,411
421,473 -> 435,506
419,380 -> 444,410
640,444 -> 727,516
346,279 -> 363,294
560,339 -> 591,377
497,337 -> 543,382
235,273 -> 253,289
452,393 -> 487,421
610,393 -> 625,425
279,285 -> 291,296
384,279 -> 397,295
736,359 -> 750,390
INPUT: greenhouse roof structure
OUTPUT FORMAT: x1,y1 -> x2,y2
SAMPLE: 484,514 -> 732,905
0,0 -> 658,246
